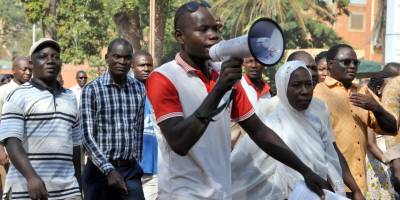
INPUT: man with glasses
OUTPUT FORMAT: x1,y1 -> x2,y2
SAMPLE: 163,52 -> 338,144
313,44 -> 397,198
70,70 -> 88,105
146,1 -> 332,199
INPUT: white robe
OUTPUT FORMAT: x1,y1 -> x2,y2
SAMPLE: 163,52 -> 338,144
231,61 -> 345,199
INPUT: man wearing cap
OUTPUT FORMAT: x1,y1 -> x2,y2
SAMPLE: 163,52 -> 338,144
0,38 -> 82,200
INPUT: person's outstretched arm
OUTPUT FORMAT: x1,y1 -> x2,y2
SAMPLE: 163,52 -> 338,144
4,138 -> 48,200
239,114 -> 332,198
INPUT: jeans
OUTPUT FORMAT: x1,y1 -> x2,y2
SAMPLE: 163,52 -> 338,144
83,159 -> 144,200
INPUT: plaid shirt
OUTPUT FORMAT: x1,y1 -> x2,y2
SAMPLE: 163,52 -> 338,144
80,72 -> 145,174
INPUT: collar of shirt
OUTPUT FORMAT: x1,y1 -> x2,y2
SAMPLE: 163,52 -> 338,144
323,76 -> 359,94
9,79 -> 19,86
30,78 -> 65,95
175,53 -> 219,93
100,71 -> 135,87
243,74 -> 270,99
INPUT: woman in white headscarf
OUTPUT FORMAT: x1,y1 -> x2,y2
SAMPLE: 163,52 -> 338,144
231,61 -> 345,199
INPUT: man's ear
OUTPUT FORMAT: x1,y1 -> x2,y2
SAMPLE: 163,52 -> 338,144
175,29 -> 184,45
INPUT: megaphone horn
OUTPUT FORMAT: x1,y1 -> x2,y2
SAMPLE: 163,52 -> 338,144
209,18 -> 285,67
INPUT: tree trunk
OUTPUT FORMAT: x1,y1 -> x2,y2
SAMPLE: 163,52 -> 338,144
42,0 -> 58,39
153,0 -> 170,66
372,0 -> 386,50
113,9 -> 142,53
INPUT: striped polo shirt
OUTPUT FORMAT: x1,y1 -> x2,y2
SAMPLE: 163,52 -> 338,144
0,79 -> 81,199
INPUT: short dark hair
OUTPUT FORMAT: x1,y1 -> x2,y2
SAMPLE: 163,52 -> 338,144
75,70 -> 87,78
315,51 -> 327,63
382,62 -> 400,76
107,38 -> 133,54
287,51 -> 312,62
368,62 -> 400,96
133,50 -> 152,62
174,1 -> 211,31
326,44 -> 353,62
12,56 -> 30,70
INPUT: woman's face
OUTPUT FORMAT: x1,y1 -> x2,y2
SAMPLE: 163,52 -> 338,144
317,58 -> 328,82
287,68 -> 314,111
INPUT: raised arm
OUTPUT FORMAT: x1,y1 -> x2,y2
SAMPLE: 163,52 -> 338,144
239,114 -> 332,198
148,59 -> 242,156
350,91 -> 397,134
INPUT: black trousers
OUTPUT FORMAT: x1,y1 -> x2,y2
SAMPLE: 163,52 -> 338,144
82,159 -> 144,200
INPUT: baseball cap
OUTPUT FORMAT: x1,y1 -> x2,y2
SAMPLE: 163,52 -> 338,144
29,38 -> 61,56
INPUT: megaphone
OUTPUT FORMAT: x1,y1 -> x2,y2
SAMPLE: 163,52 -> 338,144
209,18 -> 285,67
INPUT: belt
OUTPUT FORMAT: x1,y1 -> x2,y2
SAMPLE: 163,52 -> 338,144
109,160 -> 133,167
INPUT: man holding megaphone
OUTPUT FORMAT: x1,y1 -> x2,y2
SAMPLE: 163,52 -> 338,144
145,1 -> 332,199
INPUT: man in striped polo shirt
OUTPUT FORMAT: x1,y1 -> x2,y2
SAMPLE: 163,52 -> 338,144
0,38 -> 81,200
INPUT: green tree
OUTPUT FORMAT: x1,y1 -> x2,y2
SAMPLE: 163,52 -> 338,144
211,0 -> 347,48
107,0 -> 176,66
19,0 -> 110,65
0,0 -> 32,59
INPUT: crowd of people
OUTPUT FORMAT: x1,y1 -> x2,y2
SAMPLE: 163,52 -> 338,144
0,1 -> 400,200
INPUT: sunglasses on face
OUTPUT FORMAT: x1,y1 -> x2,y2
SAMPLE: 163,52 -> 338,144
335,58 -> 360,67
184,0 -> 211,12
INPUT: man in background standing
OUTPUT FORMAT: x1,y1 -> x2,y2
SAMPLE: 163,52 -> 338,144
231,56 -> 272,148
0,56 -> 32,197
97,66 -> 107,76
132,50 -> 158,200
70,70 -> 88,105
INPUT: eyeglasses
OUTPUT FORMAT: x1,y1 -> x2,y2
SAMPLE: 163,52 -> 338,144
335,58 -> 360,67
184,0 -> 211,12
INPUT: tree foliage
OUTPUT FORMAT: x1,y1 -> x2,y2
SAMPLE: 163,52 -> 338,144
211,0 -> 347,48
2,0 -> 348,67
19,0 -> 110,65
0,0 -> 32,58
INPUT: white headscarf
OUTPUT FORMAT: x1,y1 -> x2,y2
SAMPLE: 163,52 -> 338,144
263,61 -> 345,194
231,61 -> 345,199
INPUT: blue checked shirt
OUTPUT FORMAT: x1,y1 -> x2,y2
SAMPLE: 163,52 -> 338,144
80,72 -> 145,174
